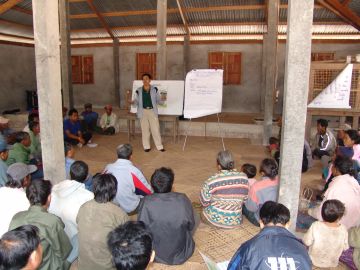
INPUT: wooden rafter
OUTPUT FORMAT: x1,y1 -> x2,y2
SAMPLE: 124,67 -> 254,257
176,0 -> 190,35
86,0 -> 114,39
11,6 -> 32,15
0,0 -> 23,14
317,0 -> 360,31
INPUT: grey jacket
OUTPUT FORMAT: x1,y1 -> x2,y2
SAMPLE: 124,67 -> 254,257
314,129 -> 337,154
133,85 -> 164,118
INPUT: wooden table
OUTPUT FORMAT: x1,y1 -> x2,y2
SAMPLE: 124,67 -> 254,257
120,113 -> 179,143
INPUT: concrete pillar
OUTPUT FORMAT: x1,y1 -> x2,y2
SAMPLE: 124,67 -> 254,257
278,0 -> 314,232
262,0 -> 279,145
260,34 -> 268,112
183,34 -> 190,77
113,38 -> 120,106
59,0 -> 73,108
32,1 -> 65,184
156,0 -> 167,80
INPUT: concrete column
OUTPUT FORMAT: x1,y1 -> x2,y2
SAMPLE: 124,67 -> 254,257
156,0 -> 167,80
59,0 -> 73,108
262,0 -> 279,145
183,34 -> 190,77
278,0 -> 314,232
260,34 -> 268,112
113,38 -> 120,106
32,1 -> 65,184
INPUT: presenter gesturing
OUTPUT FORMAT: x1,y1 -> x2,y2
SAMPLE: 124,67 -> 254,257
130,73 -> 165,152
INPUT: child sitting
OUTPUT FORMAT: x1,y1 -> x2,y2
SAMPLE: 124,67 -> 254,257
303,199 -> 348,268
241,163 -> 257,187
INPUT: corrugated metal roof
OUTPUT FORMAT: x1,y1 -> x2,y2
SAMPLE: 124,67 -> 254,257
0,20 -> 33,38
279,7 -> 343,22
70,18 -> 103,30
182,0 -> 265,8
190,24 -> 265,34
92,0 -> 157,12
186,10 -> 265,24
349,0 -> 360,18
14,0 -> 32,11
278,24 -> 359,34
69,2 -> 93,15
0,9 -> 32,26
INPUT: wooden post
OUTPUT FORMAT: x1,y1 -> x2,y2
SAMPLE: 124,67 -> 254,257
156,0 -> 167,80
113,38 -> 120,106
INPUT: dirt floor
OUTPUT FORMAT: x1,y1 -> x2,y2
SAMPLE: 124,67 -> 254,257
70,131 -> 349,270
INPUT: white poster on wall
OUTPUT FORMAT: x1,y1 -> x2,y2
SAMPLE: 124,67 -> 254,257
130,80 -> 184,115
183,69 -> 223,119
308,64 -> 353,109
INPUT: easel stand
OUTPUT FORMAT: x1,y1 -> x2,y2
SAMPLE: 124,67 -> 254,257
182,113 -> 226,151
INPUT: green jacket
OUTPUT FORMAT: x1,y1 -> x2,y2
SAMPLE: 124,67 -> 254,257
6,143 -> 30,165
349,226 -> 360,270
9,205 -> 72,270
29,130 -> 41,158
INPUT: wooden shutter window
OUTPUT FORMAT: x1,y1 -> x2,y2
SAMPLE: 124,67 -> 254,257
82,56 -> 94,84
71,55 -> 94,84
209,52 -> 241,85
137,53 -> 156,80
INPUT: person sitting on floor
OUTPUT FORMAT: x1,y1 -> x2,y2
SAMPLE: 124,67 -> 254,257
64,142 -> 75,179
70,160 -> 93,192
81,103 -> 99,132
242,158 -> 279,227
99,105 -> 117,135
227,201 -> 312,270
312,118 -> 337,169
64,108 -> 92,146
0,116 -> 16,144
6,132 -> 31,166
138,167 -> 197,265
303,199 -> 348,268
77,173 -> 129,270
309,156 -> 360,229
23,112 -> 39,133
104,144 -> 152,214
9,179 -> 72,270
48,162 -> 94,263
0,225 -> 43,270
200,150 -> 249,229
241,163 -> 257,187
0,163 -> 35,237
107,221 -> 154,270
28,121 -> 41,160
0,138 -> 11,187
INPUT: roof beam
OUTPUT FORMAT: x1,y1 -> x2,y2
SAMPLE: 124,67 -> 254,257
176,0 -> 190,35
317,0 -> 360,31
0,0 -> 23,14
86,0 -> 114,39
11,6 -> 32,15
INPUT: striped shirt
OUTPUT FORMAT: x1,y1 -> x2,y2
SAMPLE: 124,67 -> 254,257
200,170 -> 249,229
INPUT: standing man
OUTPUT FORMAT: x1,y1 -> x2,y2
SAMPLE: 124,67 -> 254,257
130,74 -> 165,152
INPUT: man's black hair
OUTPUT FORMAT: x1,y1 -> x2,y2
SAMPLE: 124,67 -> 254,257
321,199 -> 345,223
317,118 -> 328,128
150,167 -> 174,193
0,225 -> 40,270
68,108 -> 78,116
259,201 -> 290,226
93,173 -> 118,203
70,161 -> 89,183
27,113 -> 39,123
26,179 -> 52,206
333,156 -> 355,176
15,132 -> 29,143
29,121 -> 39,132
242,163 -> 257,179
345,129 -> 360,144
107,221 -> 153,270
142,73 -> 152,80
116,144 -> 132,160
259,158 -> 278,179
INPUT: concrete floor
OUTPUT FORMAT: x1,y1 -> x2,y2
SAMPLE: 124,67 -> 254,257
71,131 -> 348,270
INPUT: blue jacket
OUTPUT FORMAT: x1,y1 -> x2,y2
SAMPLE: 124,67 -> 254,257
228,226 -> 312,270
133,85 -> 164,118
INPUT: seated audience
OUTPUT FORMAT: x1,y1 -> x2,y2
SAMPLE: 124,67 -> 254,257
77,173 -> 129,270
241,163 -> 257,187
81,103 -> 99,132
64,142 -> 75,179
243,158 -> 279,226
107,221 -> 154,270
105,144 -> 152,213
48,162 -> 94,263
303,199 -> 348,268
228,201 -> 312,270
138,167 -> 196,265
336,124 -> 352,146
70,160 -> 93,192
0,225 -> 42,270
347,226 -> 360,270
312,118 -> 337,168
309,156 -> 360,229
23,112 -> 39,133
0,116 -> 16,144
28,121 -> 41,160
6,132 -> 31,165
0,163 -> 34,237
9,179 -> 72,270
0,139 -> 10,187
63,108 -> 92,146
200,150 -> 249,229
99,105 -> 117,135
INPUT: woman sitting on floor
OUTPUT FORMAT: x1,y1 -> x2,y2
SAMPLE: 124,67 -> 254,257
242,158 -> 279,227
199,150 -> 249,229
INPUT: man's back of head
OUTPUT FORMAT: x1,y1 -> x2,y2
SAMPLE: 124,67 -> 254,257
69,161 -> 88,183
259,201 -> 290,228
116,144 -> 132,160
0,225 -> 42,270
107,221 -> 153,270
